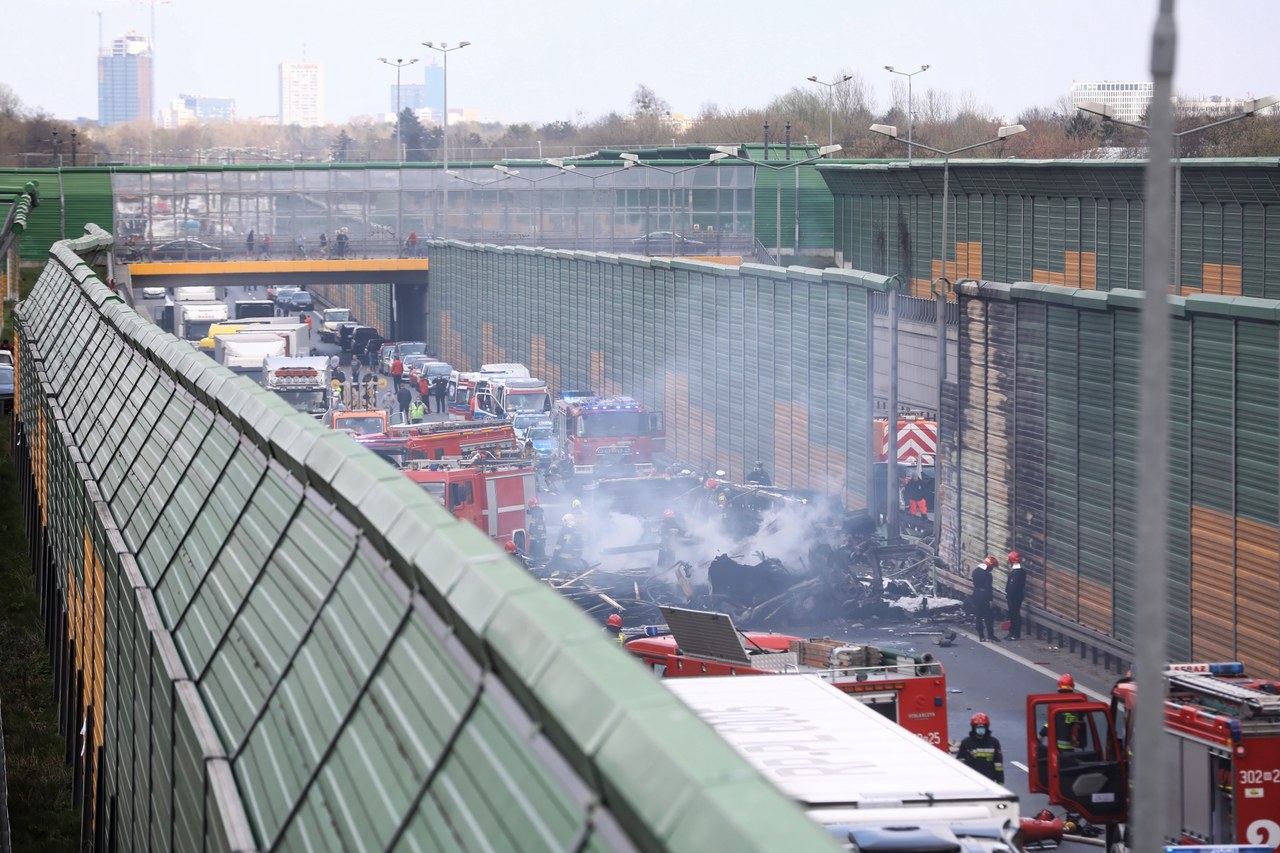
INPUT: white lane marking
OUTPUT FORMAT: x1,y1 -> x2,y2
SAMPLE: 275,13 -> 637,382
1011,760 -> 1028,773
955,629 -> 1108,701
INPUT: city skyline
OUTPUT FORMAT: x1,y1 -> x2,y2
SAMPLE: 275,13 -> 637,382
7,0 -> 1279,127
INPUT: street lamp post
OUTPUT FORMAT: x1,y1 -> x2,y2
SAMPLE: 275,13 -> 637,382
1076,95 -> 1277,294
378,57 -> 419,163
869,122 -> 1025,541
620,153 -> 730,256
422,40 -> 471,239
883,65 -> 930,163
546,158 -> 636,252
715,144 -> 842,263
805,74 -> 853,147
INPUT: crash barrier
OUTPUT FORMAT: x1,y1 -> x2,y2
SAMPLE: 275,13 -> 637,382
14,225 -> 835,851
942,280 -> 1280,679
427,240 -> 892,506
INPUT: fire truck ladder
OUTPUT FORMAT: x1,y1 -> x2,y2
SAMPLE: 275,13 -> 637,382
1165,671 -> 1280,718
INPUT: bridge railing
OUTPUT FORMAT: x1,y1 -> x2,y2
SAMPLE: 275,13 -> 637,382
14,225 -> 835,851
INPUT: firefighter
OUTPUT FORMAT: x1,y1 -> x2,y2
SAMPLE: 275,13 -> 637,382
904,473 -> 928,516
1040,674 -> 1085,751
957,712 -> 1005,783
745,461 -> 771,487
526,499 -> 547,562
1004,551 -> 1027,640
972,556 -> 999,642
551,513 -> 585,572
504,539 -> 531,571
657,508 -> 684,568
605,613 -> 624,644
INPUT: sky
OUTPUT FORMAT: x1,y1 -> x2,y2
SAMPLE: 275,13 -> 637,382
5,0 -> 1278,127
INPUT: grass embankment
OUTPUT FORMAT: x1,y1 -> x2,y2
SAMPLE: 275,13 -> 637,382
0,264 -> 80,851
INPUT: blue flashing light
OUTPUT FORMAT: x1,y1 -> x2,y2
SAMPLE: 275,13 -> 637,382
1226,718 -> 1243,743
1166,661 -> 1246,676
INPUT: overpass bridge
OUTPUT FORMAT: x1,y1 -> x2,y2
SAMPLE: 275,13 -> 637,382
126,257 -> 429,289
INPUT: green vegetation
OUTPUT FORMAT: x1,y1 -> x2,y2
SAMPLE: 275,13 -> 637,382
0,270 -> 81,852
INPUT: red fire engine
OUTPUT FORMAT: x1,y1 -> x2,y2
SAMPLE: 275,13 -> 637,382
1027,661 -> 1280,850
388,419 -> 519,460
403,458 -> 534,544
874,415 -> 938,464
552,392 -> 665,477
625,606 -> 949,748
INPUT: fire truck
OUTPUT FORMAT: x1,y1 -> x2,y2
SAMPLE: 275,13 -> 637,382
625,606 -> 949,747
1027,661 -> 1280,850
403,457 -> 534,544
874,415 -> 938,464
552,392 -> 665,477
388,419 -> 520,460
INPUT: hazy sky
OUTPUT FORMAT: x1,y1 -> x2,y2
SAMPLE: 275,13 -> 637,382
6,0 -> 1278,126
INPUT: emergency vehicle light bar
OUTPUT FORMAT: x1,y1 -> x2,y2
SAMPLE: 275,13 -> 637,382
1165,662 -> 1246,676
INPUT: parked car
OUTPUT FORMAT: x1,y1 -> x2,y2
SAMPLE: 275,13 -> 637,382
402,354 -> 436,381
150,239 -> 223,261
0,364 -> 13,413
630,232 -> 705,249
278,290 -> 313,311
141,286 -> 166,299
351,326 -> 380,358
337,322 -> 361,351
269,285 -> 300,302
377,343 -> 397,372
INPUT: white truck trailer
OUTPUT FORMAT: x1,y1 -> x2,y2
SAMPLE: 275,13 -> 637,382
214,333 -> 288,381
665,674 -> 1020,852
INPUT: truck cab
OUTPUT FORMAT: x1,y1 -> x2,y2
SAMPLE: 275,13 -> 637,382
331,410 -> 389,436
553,393 -> 665,476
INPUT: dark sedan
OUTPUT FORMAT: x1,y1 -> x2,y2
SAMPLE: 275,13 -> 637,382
0,364 -> 13,413
150,239 -> 223,261
277,290 -> 313,311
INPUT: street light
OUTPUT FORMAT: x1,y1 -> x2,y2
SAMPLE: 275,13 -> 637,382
1077,95 -> 1277,294
870,122 -> 1024,540
619,152 -> 730,256
883,64 -> 930,163
546,158 -> 636,251
378,57 -> 419,163
446,168 -> 513,241
806,74 -> 853,147
422,40 -> 471,239
714,143 -> 842,263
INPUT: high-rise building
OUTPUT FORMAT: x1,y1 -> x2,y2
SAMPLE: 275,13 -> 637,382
424,62 -> 444,121
98,31 -> 153,126
160,94 -> 237,128
1070,80 -> 1154,124
392,83 -> 428,114
279,63 -> 324,127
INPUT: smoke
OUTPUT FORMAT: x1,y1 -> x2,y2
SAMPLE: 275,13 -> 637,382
571,478 -> 848,593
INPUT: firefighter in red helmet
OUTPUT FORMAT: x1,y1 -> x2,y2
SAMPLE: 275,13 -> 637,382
957,712 -> 1005,783
605,612 -> 624,644
972,556 -> 999,642
1004,551 -> 1026,640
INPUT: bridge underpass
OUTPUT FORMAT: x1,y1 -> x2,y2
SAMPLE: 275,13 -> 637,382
123,257 -> 431,341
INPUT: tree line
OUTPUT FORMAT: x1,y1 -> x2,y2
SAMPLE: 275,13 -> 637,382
2,76 -> 1278,168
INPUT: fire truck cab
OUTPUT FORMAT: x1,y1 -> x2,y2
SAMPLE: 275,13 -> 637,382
404,458 -> 534,544
552,392 -> 665,477
1027,661 -> 1280,850
388,420 -> 519,460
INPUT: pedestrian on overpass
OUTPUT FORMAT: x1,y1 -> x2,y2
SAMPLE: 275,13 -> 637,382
957,713 -> 1005,783
245,229 -> 255,258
